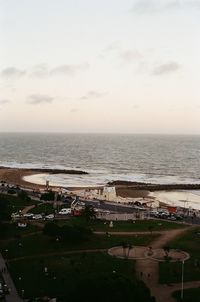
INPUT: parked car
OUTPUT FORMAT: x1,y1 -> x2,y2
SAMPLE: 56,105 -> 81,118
11,212 -> 21,219
23,213 -> 34,219
32,214 -> 43,220
175,215 -> 183,221
168,215 -> 177,221
45,214 -> 55,220
58,208 -> 72,215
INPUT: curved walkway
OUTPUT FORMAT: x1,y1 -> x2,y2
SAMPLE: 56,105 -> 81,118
8,249 -> 107,262
3,218 -> 199,302
135,226 -> 197,302
107,226 -> 198,302
21,204 -> 36,214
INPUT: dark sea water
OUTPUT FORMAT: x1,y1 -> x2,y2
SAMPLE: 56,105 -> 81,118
0,133 -> 200,186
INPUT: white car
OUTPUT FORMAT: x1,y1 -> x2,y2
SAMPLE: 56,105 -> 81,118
32,214 -> 43,220
45,214 -> 55,220
58,208 -> 72,215
23,213 -> 34,218
11,212 -> 21,219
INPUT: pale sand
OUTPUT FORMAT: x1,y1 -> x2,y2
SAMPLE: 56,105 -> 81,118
0,168 -> 45,189
0,167 -> 149,198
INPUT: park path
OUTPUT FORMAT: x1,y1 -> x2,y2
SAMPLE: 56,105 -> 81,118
21,204 -> 36,214
95,231 -> 167,236
0,253 -> 22,302
135,226 -> 197,302
8,249 -> 107,262
2,222 -> 198,302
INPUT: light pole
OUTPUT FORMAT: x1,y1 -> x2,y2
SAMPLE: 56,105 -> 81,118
181,260 -> 184,300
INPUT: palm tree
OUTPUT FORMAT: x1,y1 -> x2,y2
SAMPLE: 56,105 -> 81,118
120,241 -> 128,258
163,246 -> 170,260
82,205 -> 96,223
127,244 -> 133,259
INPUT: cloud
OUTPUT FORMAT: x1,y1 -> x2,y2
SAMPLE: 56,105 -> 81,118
131,0 -> 200,14
152,62 -> 181,75
79,91 -> 108,100
50,63 -> 89,76
103,41 -> 121,52
27,94 -> 54,105
2,63 -> 89,79
0,99 -> 10,105
1,67 -> 26,78
70,108 -> 79,113
120,50 -> 143,62
30,64 -> 49,77
132,104 -> 140,109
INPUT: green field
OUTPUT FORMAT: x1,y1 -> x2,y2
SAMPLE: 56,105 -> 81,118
159,227 -> 200,284
0,222 -> 41,239
57,217 -> 187,232
0,192 -> 39,214
29,202 -> 55,214
8,252 -> 154,301
0,231 -> 157,260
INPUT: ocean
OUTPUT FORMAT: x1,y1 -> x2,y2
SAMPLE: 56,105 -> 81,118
0,133 -> 200,187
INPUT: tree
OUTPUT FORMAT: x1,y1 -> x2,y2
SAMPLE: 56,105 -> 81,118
0,196 -> 10,222
120,241 -> 128,258
18,190 -> 30,202
127,244 -> 133,259
64,274 -> 156,302
163,246 -> 171,260
40,191 -> 55,201
82,205 -> 96,222
60,225 -> 91,243
148,225 -> 154,236
43,222 -> 92,243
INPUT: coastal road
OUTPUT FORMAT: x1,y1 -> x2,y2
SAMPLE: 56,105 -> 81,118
82,199 -> 145,214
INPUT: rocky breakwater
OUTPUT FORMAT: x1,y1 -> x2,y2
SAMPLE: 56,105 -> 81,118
108,180 -> 200,191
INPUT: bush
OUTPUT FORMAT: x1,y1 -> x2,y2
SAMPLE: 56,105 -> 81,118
0,196 -> 10,221
43,222 -> 92,243
43,222 -> 60,237
40,191 -> 55,201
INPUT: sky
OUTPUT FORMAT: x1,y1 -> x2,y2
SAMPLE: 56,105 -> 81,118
0,0 -> 200,134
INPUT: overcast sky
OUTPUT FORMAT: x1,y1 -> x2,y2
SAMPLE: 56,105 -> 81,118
0,0 -> 200,134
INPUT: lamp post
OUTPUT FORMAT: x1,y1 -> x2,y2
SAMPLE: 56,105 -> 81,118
181,260 -> 184,300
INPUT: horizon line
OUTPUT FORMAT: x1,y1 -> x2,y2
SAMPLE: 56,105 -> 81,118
0,131 -> 200,136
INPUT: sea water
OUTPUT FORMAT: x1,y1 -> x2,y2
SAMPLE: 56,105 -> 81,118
0,133 -> 200,187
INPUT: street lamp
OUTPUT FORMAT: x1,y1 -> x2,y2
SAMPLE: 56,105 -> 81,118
181,260 -> 184,300
21,289 -> 24,301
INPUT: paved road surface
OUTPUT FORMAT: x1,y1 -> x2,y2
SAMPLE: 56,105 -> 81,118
0,253 -> 22,302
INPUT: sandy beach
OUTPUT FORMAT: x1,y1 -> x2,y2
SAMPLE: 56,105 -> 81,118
0,167 -> 45,189
1,167 -> 200,204
0,167 -> 150,197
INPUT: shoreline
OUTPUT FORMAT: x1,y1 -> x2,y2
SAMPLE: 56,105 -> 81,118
1,166 -> 200,197
1,167 -> 200,209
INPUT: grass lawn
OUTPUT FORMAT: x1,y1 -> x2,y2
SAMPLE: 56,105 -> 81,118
29,203 -> 55,214
57,217 -> 186,232
8,253 -> 137,299
0,193 -> 39,214
0,222 -> 41,240
0,232 -> 157,260
159,227 -> 200,284
172,287 -> 200,302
